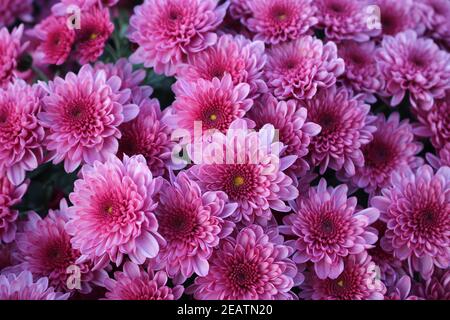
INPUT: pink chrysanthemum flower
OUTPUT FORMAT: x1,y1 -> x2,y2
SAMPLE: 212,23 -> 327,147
38,64 -> 139,173
0,271 -> 69,300
129,0 -> 227,76
264,36 -> 345,100
342,113 -> 423,194
188,120 -> 298,224
177,34 -> 267,101
243,0 -> 317,44
73,7 -> 114,64
300,252 -> 386,300
248,94 -> 321,179
66,155 -> 165,269
188,225 -> 299,300
313,0 -> 380,42
29,15 -> 75,65
301,86 -> 376,176
0,25 -> 26,88
170,75 -> 253,135
15,202 -> 108,294
282,179 -> 379,279
374,0 -> 423,37
414,91 -> 450,150
118,98 -> 177,177
371,165 -> 450,280
413,268 -> 450,300
103,262 -> 184,300
0,80 -> 45,185
152,172 -> 236,280
337,41 -> 384,99
385,275 -> 421,300
418,0 -> 450,48
0,177 -> 27,243
0,0 -> 33,27
377,30 -> 450,110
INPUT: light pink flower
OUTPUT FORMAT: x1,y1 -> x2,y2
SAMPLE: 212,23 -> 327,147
66,155 -> 165,269
129,0 -> 227,76
0,177 -> 28,243
38,64 -> 139,173
372,165 -> 450,280
264,36 -> 345,100
0,25 -> 26,88
188,225 -> 299,300
103,262 -> 184,300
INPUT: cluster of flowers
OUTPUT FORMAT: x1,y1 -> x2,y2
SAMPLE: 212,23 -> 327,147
0,0 -> 449,300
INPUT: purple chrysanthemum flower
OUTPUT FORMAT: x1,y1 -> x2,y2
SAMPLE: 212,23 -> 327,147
301,86 -> 376,176
177,34 -> 267,100
342,113 -> 423,193
248,94 -> 321,179
374,0 -> 423,37
282,179 -> 379,279
372,165 -> 450,280
377,30 -> 450,110
103,262 -> 184,300
0,271 -> 69,300
418,0 -> 450,48
264,36 -> 345,100
243,0 -> 317,44
188,225 -> 300,300
66,155 -> 165,270
38,64 -> 139,173
129,0 -> 227,76
413,268 -> 450,300
299,252 -> 386,300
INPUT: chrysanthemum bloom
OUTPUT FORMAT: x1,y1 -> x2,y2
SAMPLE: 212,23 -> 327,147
371,165 -> 450,280
103,262 -> 184,300
264,36 -> 345,100
414,90 -> 449,150
243,0 -> 317,44
300,252 -> 386,300
377,30 -> 450,110
337,41 -> 384,100
0,80 -> 45,185
0,25 -> 26,88
301,86 -> 376,176
374,0 -> 423,37
188,120 -> 298,224
15,202 -> 108,294
385,275 -> 421,300
0,177 -> 27,244
129,0 -> 228,76
282,179 -> 379,279
170,75 -> 253,135
29,15 -> 75,65
188,225 -> 299,300
0,271 -> 69,300
313,0 -> 380,42
248,94 -> 321,179
418,0 -> 450,48
73,6 -> 114,65
413,269 -> 450,300
229,0 -> 251,20
38,64 -> 139,173
118,98 -> 177,177
177,34 -> 267,101
0,0 -> 33,27
342,113 -> 423,194
66,155 -> 165,269
152,172 -> 236,280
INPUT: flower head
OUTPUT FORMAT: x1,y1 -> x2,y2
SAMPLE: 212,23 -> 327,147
264,36 -> 344,100
282,179 -> 379,279
302,86 -> 376,176
244,0 -> 317,44
129,0 -> 227,76
152,172 -> 236,279
377,30 -> 450,110
0,177 -> 28,243
371,165 -> 450,279
374,0 -> 422,37
66,155 -> 165,269
0,80 -> 45,185
39,64 -> 139,173
188,225 -> 299,300
418,0 -> 450,48
103,262 -> 184,300
0,25 -> 26,88
0,271 -> 69,300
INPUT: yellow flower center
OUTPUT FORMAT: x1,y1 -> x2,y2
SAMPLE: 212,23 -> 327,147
209,114 -> 217,121
90,33 -> 98,40
337,280 -> 344,287
233,176 -> 245,187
